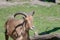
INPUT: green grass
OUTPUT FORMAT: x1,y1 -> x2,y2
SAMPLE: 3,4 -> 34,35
0,4 -> 60,40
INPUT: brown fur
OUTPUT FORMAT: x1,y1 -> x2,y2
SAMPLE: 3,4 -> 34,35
4,11 -> 35,40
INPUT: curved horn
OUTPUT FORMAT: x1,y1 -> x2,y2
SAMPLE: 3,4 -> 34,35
14,12 -> 27,17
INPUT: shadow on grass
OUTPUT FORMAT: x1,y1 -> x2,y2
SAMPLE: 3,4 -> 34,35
39,0 -> 55,3
39,27 -> 60,35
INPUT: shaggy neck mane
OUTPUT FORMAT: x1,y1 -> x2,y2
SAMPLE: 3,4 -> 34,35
11,20 -> 30,40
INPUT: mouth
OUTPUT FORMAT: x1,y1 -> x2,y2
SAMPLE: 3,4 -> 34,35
30,26 -> 35,30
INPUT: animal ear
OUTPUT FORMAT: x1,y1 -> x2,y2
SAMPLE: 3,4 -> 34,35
32,11 -> 35,16
23,17 -> 25,19
23,17 -> 27,20
28,11 -> 35,16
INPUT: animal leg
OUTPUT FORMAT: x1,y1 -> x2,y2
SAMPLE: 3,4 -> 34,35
5,29 -> 9,40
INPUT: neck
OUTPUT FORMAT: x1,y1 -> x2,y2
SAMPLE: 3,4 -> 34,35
22,20 -> 30,40
26,30 -> 30,40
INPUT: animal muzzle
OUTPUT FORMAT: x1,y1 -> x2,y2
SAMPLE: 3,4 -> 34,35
30,26 -> 35,30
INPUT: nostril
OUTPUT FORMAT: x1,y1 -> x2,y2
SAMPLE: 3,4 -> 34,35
30,26 -> 35,30
32,26 -> 35,28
